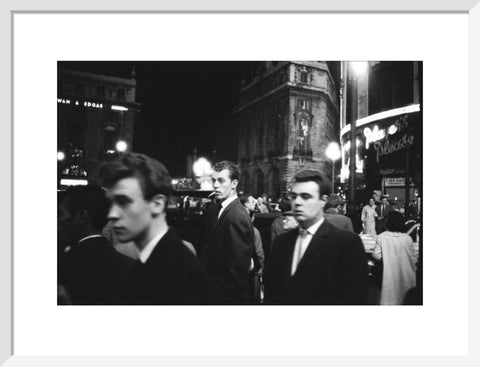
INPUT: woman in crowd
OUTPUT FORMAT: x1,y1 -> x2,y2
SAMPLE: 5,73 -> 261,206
372,211 -> 418,305
361,197 -> 378,235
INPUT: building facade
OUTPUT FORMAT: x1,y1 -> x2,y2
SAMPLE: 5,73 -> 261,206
234,61 -> 339,200
340,61 -> 422,217
57,68 -> 140,187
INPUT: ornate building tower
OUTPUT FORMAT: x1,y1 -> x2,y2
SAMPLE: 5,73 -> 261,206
234,61 -> 339,199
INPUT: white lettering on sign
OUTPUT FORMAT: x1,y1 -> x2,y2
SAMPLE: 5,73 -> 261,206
374,134 -> 415,163
83,101 -> 103,109
363,125 -> 385,148
58,98 -> 102,109
385,177 -> 405,186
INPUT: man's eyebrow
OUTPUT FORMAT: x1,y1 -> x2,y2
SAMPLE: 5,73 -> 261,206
112,193 -> 132,201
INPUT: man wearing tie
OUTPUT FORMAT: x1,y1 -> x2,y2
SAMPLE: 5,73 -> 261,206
200,160 -> 254,304
264,169 -> 369,305
376,195 -> 392,234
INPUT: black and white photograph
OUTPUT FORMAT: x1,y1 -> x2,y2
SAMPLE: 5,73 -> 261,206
7,7 -> 474,362
56,60 -> 423,306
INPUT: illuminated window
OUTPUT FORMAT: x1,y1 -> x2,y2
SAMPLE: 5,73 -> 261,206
296,116 -> 311,155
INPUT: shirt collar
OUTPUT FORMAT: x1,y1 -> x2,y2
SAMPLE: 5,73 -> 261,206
221,194 -> 237,209
302,217 -> 325,236
138,227 -> 169,264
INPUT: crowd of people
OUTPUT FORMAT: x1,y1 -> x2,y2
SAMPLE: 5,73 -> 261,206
57,152 -> 421,306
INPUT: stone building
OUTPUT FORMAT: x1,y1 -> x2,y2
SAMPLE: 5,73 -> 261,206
57,68 -> 140,186
233,61 -> 339,200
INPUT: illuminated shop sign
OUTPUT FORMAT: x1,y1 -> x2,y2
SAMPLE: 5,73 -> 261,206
60,178 -> 88,186
340,104 -> 420,138
57,98 -> 103,109
384,177 -> 406,186
373,133 -> 414,163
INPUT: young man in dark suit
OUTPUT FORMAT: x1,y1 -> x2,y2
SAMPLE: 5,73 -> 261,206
58,184 -> 134,305
200,160 -> 254,304
264,169 -> 369,305
100,153 -> 209,305
376,195 -> 393,234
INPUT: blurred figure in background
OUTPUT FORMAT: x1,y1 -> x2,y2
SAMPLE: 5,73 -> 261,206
256,196 -> 269,213
375,195 -> 393,234
270,198 -> 298,245
361,197 -> 378,235
323,194 -> 354,232
58,184 -> 134,305
261,193 -> 273,212
372,211 -> 417,305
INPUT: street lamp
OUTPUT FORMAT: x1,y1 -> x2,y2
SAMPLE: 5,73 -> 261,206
326,142 -> 341,194
116,140 -> 128,153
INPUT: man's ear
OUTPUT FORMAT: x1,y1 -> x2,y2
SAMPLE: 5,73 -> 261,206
231,178 -> 239,189
151,194 -> 167,215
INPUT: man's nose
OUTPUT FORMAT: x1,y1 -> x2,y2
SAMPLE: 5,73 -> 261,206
293,196 -> 302,206
107,204 -> 119,220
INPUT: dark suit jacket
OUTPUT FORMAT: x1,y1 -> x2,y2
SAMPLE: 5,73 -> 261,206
264,220 -> 369,305
324,208 -> 354,232
58,236 -> 134,305
376,203 -> 393,234
129,227 -> 210,305
200,197 -> 254,304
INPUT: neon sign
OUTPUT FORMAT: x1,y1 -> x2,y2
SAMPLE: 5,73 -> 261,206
374,134 -> 415,163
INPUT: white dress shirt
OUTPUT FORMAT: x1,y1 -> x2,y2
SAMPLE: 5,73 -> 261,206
291,217 -> 324,275
218,194 -> 237,218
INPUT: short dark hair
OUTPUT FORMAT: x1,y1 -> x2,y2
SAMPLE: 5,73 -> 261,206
385,211 -> 406,232
98,153 -> 172,200
293,169 -> 327,197
213,160 -> 240,182
278,198 -> 292,213
325,194 -> 344,210
62,184 -> 109,231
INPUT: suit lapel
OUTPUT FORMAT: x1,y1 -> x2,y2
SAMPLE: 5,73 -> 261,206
211,198 -> 238,233
294,220 -> 332,274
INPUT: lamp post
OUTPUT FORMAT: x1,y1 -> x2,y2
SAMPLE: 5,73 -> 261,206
326,142 -> 341,194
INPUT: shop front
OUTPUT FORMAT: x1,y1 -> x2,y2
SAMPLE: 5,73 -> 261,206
340,104 -> 422,219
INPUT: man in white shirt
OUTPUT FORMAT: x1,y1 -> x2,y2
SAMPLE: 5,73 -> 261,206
200,160 -> 254,304
100,153 -> 209,304
264,169 -> 369,304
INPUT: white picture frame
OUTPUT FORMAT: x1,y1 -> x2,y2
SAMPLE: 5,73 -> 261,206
2,0 -> 479,366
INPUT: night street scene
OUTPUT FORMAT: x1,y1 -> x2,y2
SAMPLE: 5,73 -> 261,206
57,61 -> 422,306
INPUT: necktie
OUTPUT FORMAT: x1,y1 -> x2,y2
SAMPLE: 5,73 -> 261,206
291,229 -> 309,275
381,204 -> 385,217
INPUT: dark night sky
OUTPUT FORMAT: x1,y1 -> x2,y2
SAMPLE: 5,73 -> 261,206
60,61 -> 258,176
60,61 -> 341,177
